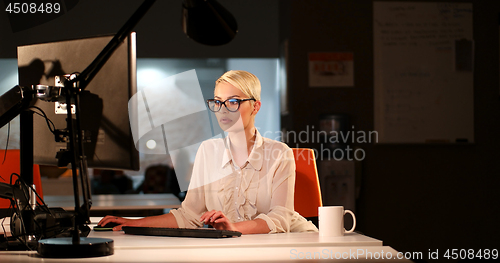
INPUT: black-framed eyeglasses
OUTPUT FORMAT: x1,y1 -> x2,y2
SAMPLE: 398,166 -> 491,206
206,98 -> 256,112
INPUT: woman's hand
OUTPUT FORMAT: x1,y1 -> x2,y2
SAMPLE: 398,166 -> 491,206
98,215 -> 138,231
200,210 -> 238,232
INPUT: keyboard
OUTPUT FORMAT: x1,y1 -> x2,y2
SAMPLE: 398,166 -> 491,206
122,226 -> 242,238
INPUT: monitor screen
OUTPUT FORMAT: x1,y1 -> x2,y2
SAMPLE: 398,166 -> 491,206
17,33 -> 139,171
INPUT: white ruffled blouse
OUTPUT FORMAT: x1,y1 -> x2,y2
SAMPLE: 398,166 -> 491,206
170,130 -> 318,233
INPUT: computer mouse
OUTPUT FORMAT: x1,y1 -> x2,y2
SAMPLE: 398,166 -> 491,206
93,222 -> 120,231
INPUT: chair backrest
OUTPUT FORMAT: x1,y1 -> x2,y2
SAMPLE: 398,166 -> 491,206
292,148 -> 322,218
0,149 -> 43,209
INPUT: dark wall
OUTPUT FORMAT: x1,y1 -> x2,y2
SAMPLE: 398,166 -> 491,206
281,0 -> 500,260
0,0 -> 279,58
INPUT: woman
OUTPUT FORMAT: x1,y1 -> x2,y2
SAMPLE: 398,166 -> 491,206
99,70 -> 317,234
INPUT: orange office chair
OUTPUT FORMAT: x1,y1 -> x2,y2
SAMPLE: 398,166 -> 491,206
292,148 -> 322,219
0,149 -> 43,209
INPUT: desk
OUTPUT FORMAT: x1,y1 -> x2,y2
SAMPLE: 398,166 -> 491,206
85,217 -> 382,249
89,229 -> 383,249
0,218 -> 411,262
0,233 -> 409,262
0,246 -> 411,262
43,194 -> 181,211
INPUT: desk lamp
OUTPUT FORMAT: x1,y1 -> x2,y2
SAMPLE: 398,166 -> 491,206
0,0 -> 237,258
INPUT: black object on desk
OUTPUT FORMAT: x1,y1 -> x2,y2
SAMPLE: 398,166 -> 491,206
94,222 -> 121,231
38,237 -> 114,258
122,226 -> 242,238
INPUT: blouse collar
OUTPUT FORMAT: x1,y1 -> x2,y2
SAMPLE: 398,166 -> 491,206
221,130 -> 264,171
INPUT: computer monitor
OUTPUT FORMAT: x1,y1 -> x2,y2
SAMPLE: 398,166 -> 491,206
17,33 -> 139,171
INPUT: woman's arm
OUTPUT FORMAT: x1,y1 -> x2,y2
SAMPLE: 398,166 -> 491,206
98,213 -> 178,231
253,147 -> 297,233
232,218 -> 269,234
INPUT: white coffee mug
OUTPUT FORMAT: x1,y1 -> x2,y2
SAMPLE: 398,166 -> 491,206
318,206 -> 356,237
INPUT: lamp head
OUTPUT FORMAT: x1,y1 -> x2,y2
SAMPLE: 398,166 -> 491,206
182,0 -> 238,46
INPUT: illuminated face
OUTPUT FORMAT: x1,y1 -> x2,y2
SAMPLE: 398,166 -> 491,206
213,81 -> 255,132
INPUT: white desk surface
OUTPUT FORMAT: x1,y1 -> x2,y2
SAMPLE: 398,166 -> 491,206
84,217 -> 382,249
0,219 -> 411,262
43,194 -> 181,210
89,229 -> 383,249
0,246 -> 411,262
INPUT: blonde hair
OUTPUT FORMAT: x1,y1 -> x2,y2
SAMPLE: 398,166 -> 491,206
215,70 -> 261,101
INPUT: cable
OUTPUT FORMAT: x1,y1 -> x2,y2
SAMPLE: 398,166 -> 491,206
8,173 -> 53,246
12,172 -> 68,241
1,157 -> 67,249
10,173 -> 53,217
94,152 -> 102,163
9,174 -> 33,250
29,106 -> 56,135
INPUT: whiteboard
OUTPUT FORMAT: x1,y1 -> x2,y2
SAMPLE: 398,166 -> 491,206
374,2 -> 474,143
